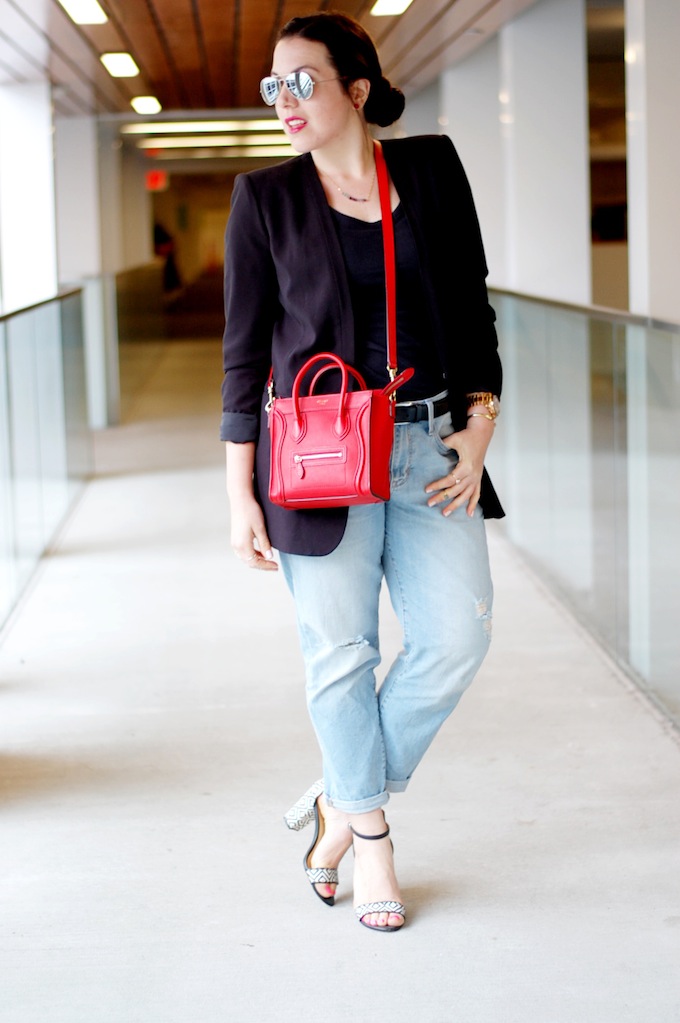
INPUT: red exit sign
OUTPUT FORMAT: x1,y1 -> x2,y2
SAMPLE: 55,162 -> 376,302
146,170 -> 168,192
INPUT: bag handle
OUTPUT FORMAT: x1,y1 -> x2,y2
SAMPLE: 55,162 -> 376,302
289,352 -> 414,440
374,140 -> 397,382
291,352 -> 350,438
308,361 -> 415,415
309,362 -> 368,394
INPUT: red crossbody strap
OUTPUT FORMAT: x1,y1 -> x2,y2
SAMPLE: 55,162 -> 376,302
374,140 -> 397,379
268,143 -> 396,405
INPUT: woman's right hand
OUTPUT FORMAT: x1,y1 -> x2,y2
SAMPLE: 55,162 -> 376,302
230,492 -> 278,571
225,441 -> 278,571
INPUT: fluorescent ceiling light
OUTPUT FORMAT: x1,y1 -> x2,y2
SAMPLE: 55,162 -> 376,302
370,0 -> 414,14
121,119 -> 282,135
131,96 -> 162,115
100,53 -> 140,77
57,0 -> 107,24
138,136 -> 290,149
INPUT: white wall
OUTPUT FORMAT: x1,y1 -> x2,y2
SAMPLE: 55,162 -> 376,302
0,83 -> 58,313
97,122 -> 125,275
438,0 -> 592,306
625,0 -> 680,322
54,116 -> 126,427
55,117 -> 102,284
499,0 -> 591,303
399,79 -> 441,138
56,118 -> 152,281
441,36 -> 506,288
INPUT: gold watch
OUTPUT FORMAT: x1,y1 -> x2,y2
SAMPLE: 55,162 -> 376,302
466,392 -> 501,420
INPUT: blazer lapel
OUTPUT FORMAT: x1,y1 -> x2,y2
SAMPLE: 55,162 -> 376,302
300,155 -> 356,365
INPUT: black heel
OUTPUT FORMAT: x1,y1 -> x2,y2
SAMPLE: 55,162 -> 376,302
348,822 -> 406,932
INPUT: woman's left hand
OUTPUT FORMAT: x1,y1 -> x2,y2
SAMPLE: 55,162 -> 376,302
425,419 -> 495,518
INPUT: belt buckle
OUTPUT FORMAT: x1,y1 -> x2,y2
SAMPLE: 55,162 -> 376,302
395,402 -> 417,424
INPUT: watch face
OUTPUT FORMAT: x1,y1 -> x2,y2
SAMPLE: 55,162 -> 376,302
490,396 -> 501,417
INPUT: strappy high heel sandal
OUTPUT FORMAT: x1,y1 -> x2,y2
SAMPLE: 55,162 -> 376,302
348,822 -> 406,932
284,779 -> 339,907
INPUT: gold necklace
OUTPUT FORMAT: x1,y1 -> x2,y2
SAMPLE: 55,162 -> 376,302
322,166 -> 377,203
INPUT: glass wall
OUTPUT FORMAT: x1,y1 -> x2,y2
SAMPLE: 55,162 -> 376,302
488,291 -> 680,726
0,291 -> 91,627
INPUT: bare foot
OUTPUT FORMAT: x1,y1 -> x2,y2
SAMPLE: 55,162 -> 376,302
350,810 -> 404,929
307,795 -> 354,900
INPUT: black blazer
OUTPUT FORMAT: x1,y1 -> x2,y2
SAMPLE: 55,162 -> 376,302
221,134 -> 503,555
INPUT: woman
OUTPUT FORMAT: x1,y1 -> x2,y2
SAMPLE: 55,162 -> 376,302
221,12 -> 502,933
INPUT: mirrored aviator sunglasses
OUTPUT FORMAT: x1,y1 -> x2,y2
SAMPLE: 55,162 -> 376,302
259,71 -> 316,105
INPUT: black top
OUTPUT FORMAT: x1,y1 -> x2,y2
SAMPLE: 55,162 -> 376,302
330,204 -> 445,402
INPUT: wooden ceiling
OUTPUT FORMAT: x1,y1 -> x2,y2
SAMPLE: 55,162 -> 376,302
0,0 -> 542,118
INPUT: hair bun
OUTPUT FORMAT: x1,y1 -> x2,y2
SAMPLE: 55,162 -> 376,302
364,76 -> 405,127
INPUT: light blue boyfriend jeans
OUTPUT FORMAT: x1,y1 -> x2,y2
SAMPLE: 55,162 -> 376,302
280,409 -> 493,813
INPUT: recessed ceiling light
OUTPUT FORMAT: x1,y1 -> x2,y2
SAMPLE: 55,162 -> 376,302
100,53 -> 140,78
370,0 -> 414,15
131,96 -> 162,115
56,0 -> 107,24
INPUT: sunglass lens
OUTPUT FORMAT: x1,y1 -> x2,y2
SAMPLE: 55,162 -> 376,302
292,71 -> 314,100
260,77 -> 280,105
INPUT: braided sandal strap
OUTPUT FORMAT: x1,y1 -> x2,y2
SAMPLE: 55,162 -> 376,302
355,900 -> 405,921
305,866 -> 339,885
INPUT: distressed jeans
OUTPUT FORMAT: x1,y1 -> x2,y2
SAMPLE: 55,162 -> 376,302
280,410 -> 493,813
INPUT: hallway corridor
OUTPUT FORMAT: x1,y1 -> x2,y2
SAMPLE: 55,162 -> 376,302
1,339 -> 679,1022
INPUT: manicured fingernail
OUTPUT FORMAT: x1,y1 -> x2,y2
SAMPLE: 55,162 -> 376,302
265,550 -> 274,560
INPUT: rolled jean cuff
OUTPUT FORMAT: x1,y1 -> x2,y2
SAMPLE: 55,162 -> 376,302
325,790 -> 390,814
386,778 -> 409,793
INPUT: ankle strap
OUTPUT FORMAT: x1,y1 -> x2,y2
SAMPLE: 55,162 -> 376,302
348,823 -> 390,842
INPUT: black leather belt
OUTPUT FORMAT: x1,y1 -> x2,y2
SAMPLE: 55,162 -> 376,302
394,396 -> 449,423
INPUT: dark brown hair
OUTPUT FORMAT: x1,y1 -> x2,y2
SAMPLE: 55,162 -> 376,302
278,12 -> 405,127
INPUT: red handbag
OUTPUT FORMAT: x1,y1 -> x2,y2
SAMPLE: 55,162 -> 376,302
268,141 -> 413,510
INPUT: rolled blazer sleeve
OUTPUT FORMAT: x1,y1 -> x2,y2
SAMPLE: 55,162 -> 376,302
220,174 -> 281,443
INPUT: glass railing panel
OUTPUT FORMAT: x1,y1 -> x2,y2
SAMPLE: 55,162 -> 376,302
0,321 -> 16,622
61,290 -> 92,493
489,290 -> 680,728
35,302 -> 70,541
589,319 -> 629,660
490,295 -> 594,597
0,291 -> 90,632
6,310 -> 44,590
628,323 -> 680,720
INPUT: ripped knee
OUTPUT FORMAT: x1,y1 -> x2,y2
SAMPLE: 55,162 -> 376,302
337,634 -> 370,650
475,597 -> 493,641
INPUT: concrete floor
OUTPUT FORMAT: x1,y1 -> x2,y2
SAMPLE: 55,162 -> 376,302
1,339 -> 679,1023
